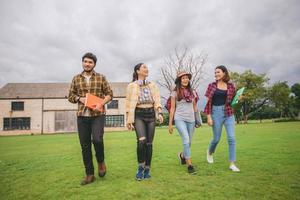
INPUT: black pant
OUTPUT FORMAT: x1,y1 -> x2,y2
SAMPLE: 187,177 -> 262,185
77,115 -> 105,175
134,107 -> 156,167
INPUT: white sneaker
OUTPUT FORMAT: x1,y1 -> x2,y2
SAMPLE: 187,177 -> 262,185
207,150 -> 214,164
229,164 -> 240,172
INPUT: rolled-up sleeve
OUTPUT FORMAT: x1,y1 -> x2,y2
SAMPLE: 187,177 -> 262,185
102,76 -> 113,99
68,77 -> 79,104
204,83 -> 213,115
152,83 -> 162,110
125,84 -> 131,113
125,83 -> 138,124
205,83 -> 212,97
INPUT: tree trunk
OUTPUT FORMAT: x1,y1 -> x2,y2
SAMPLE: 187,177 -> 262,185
236,117 -> 240,124
243,114 -> 248,124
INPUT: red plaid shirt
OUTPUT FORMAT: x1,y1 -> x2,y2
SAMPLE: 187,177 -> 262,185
204,82 -> 236,117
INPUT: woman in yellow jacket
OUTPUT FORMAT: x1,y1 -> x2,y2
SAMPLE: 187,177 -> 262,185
126,63 -> 164,181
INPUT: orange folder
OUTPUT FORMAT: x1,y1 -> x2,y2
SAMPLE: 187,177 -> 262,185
85,93 -> 105,111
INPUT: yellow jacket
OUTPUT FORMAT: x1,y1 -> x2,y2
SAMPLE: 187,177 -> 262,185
125,82 -> 162,124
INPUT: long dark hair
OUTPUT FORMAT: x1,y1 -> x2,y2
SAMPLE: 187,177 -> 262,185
173,76 -> 193,101
215,65 -> 230,82
132,63 -> 144,82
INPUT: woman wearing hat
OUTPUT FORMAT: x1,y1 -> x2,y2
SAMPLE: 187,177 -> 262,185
204,65 -> 240,172
168,71 -> 198,174
125,63 -> 164,180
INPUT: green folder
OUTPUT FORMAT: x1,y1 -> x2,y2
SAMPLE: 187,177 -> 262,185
231,87 -> 245,106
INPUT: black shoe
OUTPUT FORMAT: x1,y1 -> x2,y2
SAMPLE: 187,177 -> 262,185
178,152 -> 186,165
187,165 -> 196,174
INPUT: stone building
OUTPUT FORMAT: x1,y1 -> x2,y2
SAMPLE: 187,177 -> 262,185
0,82 -> 128,135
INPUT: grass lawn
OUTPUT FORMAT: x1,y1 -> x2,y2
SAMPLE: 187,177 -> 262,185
0,122 -> 299,200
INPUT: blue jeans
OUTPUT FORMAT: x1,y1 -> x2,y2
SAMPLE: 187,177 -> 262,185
175,120 -> 195,159
208,105 -> 236,162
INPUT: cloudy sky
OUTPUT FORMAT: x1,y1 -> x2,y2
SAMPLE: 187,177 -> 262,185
0,0 -> 299,98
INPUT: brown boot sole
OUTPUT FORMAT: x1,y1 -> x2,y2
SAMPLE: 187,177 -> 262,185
81,176 -> 95,186
98,171 -> 106,177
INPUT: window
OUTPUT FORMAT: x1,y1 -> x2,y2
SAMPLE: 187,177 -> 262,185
11,102 -> 24,111
3,117 -> 30,130
55,111 -> 77,132
107,100 -> 118,109
3,118 -> 10,130
105,115 -> 124,127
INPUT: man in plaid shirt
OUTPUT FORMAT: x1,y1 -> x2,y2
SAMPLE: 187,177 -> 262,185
68,52 -> 113,185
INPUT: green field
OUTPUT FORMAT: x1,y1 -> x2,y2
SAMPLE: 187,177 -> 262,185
0,122 -> 299,200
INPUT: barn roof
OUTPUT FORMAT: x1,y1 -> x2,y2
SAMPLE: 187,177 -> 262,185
0,82 -> 128,99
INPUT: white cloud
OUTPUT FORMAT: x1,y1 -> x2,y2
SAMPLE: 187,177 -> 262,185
0,0 -> 299,90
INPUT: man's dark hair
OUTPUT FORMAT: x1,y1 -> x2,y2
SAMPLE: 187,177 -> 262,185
82,52 -> 97,64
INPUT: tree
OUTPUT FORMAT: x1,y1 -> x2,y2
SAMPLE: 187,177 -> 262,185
291,83 -> 300,118
269,81 -> 292,118
157,47 -> 207,94
248,105 -> 280,121
233,103 -> 243,124
230,70 -> 269,123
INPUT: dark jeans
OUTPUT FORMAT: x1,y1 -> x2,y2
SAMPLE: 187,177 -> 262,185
77,115 -> 105,175
134,107 -> 156,167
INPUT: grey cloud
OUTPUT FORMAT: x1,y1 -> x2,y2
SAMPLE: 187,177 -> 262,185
0,0 -> 299,90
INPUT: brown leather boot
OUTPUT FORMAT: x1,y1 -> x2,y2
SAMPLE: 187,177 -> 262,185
98,162 -> 106,177
81,175 -> 95,185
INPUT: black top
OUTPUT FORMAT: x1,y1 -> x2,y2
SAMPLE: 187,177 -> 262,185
212,88 -> 227,106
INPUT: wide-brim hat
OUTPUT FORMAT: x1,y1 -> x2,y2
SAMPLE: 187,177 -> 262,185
175,71 -> 192,84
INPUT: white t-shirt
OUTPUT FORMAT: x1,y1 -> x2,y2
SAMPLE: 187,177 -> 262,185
83,74 -> 92,117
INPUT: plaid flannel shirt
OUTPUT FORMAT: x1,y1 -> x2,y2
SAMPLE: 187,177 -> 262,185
204,82 -> 236,117
68,70 -> 113,116
125,82 -> 162,124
